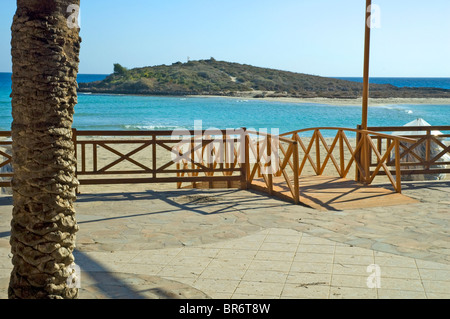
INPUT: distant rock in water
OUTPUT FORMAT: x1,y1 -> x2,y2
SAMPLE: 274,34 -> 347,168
78,59 -> 450,99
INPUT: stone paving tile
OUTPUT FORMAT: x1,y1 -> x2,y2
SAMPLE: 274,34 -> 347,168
289,261 -> 333,274
281,284 -> 330,299
377,289 -> 427,299
332,263 -> 369,276
215,249 -> 258,260
418,269 -> 450,281
192,279 -> 240,295
422,280 -> 450,294
329,286 -> 378,299
1,181 -> 449,299
247,260 -> 293,272
416,259 -> 450,270
109,262 -> 164,276
176,247 -> 220,258
169,256 -> 214,269
331,275 -> 370,289
376,266 -> 421,280
264,235 -> 301,245
259,242 -> 300,253
293,252 -> 335,264
297,244 -> 336,254
233,281 -> 284,297
300,235 -> 335,246
208,258 -> 253,270
231,294 -> 280,299
426,293 -> 450,299
198,266 -> 248,281
254,250 -> 296,262
242,270 -> 288,283
334,246 -> 375,256
130,253 -> 178,265
380,278 -> 426,292
333,254 -> 375,266
285,272 -> 332,286
374,255 -> 418,268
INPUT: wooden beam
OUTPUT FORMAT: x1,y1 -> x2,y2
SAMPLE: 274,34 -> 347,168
362,0 -> 372,130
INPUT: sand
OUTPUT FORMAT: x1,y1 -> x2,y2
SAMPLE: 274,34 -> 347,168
192,95 -> 450,106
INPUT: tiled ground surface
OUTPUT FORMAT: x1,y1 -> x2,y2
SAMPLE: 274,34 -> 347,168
0,180 -> 449,299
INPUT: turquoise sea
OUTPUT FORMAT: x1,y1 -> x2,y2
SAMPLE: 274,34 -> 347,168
0,73 -> 449,136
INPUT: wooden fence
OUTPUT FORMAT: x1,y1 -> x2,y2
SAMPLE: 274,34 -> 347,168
0,129 -> 248,189
367,126 -> 450,178
1,126 -> 448,204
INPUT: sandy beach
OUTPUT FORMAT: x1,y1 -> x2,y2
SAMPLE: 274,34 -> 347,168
192,95 -> 450,107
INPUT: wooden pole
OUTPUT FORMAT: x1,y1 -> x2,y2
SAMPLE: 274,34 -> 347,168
362,0 -> 372,130
293,142 -> 300,205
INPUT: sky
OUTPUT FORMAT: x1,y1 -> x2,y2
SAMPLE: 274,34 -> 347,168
0,0 -> 449,77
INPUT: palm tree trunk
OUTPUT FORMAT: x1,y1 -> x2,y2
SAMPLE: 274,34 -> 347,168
9,0 -> 81,299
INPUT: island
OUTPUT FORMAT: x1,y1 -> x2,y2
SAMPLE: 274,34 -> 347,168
78,58 -> 450,99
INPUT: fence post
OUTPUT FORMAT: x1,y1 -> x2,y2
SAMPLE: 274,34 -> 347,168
315,129 -> 321,175
72,128 -> 79,194
355,125 -> 362,182
425,129 -> 431,171
363,132 -> 370,184
339,130 -> 345,178
267,135 -> 273,195
293,141 -> 300,205
240,128 -> 249,190
395,140 -> 402,193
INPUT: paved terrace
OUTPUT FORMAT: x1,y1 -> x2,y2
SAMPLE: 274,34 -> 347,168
0,180 -> 449,299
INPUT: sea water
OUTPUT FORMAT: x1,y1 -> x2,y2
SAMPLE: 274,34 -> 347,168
0,73 -> 449,136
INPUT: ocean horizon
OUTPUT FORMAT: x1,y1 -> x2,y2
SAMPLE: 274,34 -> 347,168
0,72 -> 449,136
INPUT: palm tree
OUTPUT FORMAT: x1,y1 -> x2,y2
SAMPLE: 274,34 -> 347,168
9,0 -> 81,299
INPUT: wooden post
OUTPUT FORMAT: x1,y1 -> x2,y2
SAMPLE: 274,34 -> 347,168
363,133 -> 370,184
93,142 -> 97,173
267,135 -> 273,195
240,128 -> 248,190
355,125 -> 362,182
425,129 -> 431,171
395,140 -> 402,193
362,0 -> 372,131
293,142 -> 300,205
315,129 -> 321,175
72,128 -> 79,194
361,0 -> 372,184
245,132 -> 250,189
339,130 -> 345,178
152,135 -> 157,179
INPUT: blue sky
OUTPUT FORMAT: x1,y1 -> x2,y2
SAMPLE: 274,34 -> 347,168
0,0 -> 449,77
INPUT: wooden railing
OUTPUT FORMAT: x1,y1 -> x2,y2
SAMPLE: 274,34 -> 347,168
279,128 -> 418,193
367,126 -> 450,178
2,126 -> 448,203
174,129 -> 247,189
73,129 -> 247,188
0,130 -> 247,188
246,130 -> 301,203
0,131 -> 12,188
